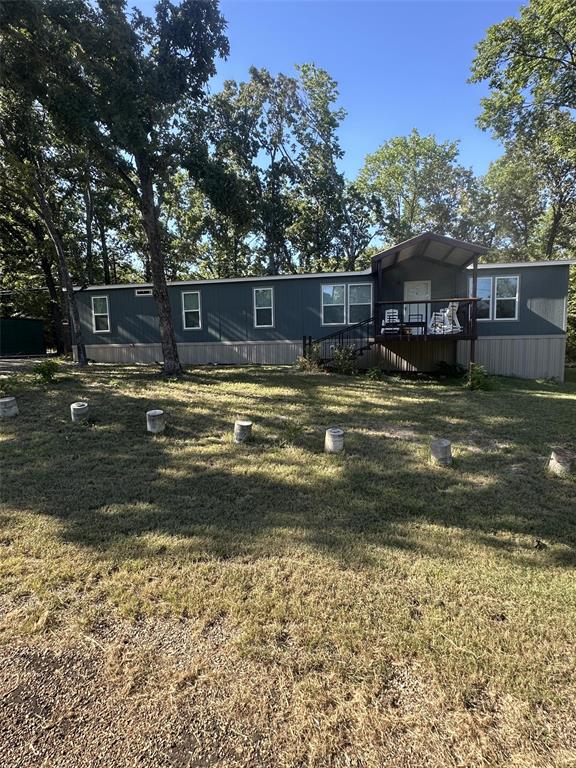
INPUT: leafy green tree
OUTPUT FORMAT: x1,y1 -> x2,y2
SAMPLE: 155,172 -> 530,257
1,0 -> 229,374
208,68 -> 305,275
332,183 -> 383,271
449,175 -> 497,248
287,64 -> 346,272
91,183 -> 137,285
77,162 -> 134,286
358,129 -> 480,244
567,267 -> 576,359
470,0 -> 576,138
481,111 -> 576,260
0,95 -> 88,363
157,171 -> 255,280
471,1 -> 576,262
483,145 -> 545,259
161,173 -> 208,279
208,63 -> 381,275
526,111 -> 576,258
0,158 -> 68,352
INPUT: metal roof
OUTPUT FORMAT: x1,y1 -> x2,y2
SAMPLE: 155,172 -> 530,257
71,232 -> 573,292
470,259 -> 576,270
371,232 -> 489,272
73,268 -> 372,292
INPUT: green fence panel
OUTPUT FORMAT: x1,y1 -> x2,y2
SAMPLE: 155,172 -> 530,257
0,318 -> 46,356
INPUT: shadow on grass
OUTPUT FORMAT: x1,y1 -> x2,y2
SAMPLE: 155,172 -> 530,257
1,366 -> 575,569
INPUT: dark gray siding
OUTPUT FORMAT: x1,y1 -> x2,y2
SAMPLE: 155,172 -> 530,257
77,289 -> 160,344
379,261 -> 570,337
382,259 -> 462,301
475,264 -> 569,337
75,262 -> 570,346
76,274 -> 374,346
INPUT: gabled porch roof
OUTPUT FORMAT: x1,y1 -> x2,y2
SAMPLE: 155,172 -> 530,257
371,232 -> 489,273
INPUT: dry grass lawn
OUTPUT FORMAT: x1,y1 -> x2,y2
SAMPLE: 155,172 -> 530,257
1,363 -> 575,767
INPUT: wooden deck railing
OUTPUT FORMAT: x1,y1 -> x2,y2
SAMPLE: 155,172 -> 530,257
303,298 -> 479,363
374,298 -> 478,342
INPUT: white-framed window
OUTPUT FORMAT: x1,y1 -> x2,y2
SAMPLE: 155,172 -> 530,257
91,295 -> 110,333
348,283 -> 372,324
469,275 -> 519,321
182,291 -> 201,330
469,276 -> 492,320
253,287 -> 274,328
135,288 -> 152,296
494,275 -> 519,320
321,284 -> 346,325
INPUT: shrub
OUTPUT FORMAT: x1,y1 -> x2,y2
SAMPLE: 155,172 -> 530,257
465,363 -> 490,390
295,343 -> 323,372
366,366 -> 385,381
330,345 -> 358,376
0,373 -> 26,398
33,359 -> 59,384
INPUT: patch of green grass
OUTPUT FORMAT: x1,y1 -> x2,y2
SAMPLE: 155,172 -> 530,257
1,364 -> 575,766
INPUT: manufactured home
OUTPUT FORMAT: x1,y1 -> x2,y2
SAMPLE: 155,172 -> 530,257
74,232 -> 573,381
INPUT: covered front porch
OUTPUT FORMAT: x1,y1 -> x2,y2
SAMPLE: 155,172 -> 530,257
303,232 -> 489,369
372,232 -> 488,363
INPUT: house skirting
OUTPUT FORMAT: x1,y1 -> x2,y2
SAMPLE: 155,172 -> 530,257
457,335 -> 566,382
78,334 -> 567,381
81,340 -> 303,366
366,335 -> 567,380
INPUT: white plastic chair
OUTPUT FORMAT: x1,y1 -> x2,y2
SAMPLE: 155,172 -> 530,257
381,309 -> 401,334
428,302 -> 461,334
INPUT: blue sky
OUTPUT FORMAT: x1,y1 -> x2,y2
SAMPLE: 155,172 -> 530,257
136,0 -> 522,178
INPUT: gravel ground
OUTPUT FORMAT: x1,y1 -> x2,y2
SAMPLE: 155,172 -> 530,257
0,618 -> 266,768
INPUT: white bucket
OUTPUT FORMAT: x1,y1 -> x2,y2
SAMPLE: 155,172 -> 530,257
325,427 -> 344,454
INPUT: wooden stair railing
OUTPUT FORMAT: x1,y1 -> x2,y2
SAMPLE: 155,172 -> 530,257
303,317 -> 375,363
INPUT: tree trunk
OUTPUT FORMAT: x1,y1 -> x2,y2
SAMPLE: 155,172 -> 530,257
232,235 -> 239,278
545,204 -> 563,259
39,249 -> 66,354
83,180 -> 95,283
34,180 -> 87,366
341,201 -> 357,272
96,215 -> 111,284
143,253 -> 152,282
136,156 -> 182,375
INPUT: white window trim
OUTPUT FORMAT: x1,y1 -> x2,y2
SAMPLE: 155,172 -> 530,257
91,295 -> 110,334
135,288 -> 153,296
494,275 -> 520,321
469,276 -> 493,322
469,275 -> 520,322
181,291 -> 202,330
253,287 -> 274,328
347,283 -> 373,325
321,283 -> 347,326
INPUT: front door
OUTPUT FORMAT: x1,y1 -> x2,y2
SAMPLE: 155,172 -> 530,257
403,280 -> 431,330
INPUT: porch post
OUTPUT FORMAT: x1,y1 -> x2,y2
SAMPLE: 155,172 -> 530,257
469,253 -> 478,368
375,260 -> 384,336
